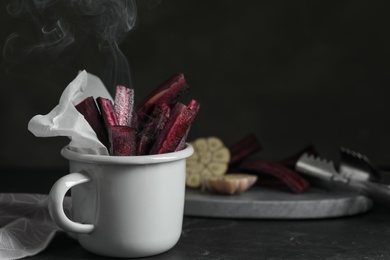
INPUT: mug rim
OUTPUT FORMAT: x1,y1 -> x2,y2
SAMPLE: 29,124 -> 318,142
61,143 -> 194,165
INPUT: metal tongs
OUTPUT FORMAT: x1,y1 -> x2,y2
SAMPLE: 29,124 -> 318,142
296,148 -> 390,205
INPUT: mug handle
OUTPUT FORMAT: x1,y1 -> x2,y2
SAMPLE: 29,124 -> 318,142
48,172 -> 94,233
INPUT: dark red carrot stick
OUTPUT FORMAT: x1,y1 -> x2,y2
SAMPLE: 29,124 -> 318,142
175,99 -> 201,151
108,126 -> 137,156
75,96 -> 108,147
135,73 -> 189,125
114,85 -> 135,127
150,100 -> 200,154
96,97 -> 118,128
229,134 -> 262,165
239,160 -> 310,193
137,103 -> 171,155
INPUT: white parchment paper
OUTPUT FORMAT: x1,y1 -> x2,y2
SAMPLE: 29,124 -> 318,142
28,70 -> 111,155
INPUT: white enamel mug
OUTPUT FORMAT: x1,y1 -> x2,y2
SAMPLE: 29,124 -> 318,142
48,144 -> 193,258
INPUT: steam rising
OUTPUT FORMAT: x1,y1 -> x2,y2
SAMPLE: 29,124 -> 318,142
3,0 -> 137,89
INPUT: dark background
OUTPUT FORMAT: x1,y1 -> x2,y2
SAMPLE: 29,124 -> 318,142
1,0 -> 390,169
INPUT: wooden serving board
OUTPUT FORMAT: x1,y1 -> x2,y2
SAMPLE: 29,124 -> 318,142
184,186 -> 372,219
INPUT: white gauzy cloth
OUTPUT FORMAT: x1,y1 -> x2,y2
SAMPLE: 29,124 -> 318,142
0,193 -> 71,260
28,70 -> 112,155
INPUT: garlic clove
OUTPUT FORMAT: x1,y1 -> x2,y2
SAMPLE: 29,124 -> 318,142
202,174 -> 258,195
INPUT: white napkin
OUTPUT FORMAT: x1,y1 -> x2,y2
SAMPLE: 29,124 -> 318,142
28,70 -> 112,155
0,193 -> 71,260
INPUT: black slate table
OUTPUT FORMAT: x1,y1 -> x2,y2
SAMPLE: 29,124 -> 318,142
2,168 -> 390,260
